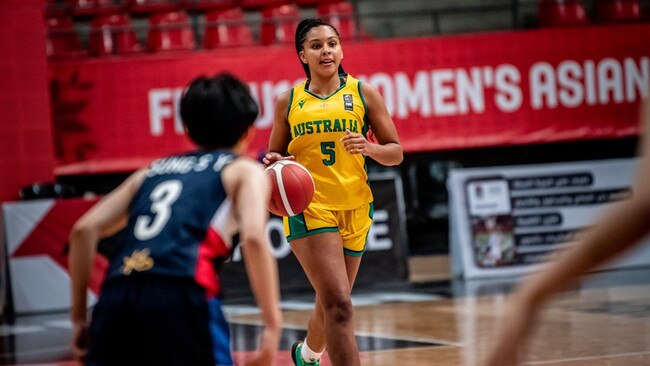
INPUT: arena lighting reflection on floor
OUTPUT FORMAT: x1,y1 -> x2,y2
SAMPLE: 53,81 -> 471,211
0,287 -> 447,365
3,268 -> 650,366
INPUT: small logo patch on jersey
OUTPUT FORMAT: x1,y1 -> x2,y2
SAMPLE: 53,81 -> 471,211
122,248 -> 154,275
343,94 -> 353,111
298,100 -> 306,109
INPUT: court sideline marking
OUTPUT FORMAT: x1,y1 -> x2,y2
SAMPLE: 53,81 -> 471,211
523,350 -> 650,364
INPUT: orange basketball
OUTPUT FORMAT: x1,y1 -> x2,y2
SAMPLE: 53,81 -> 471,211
265,160 -> 315,217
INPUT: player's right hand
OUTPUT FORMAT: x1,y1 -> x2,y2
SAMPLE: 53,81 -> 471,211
263,152 -> 295,166
71,320 -> 90,361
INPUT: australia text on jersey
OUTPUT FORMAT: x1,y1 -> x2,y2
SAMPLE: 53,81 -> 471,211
292,118 -> 360,138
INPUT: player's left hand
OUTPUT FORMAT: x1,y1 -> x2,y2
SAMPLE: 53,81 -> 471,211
341,129 -> 373,156
245,325 -> 280,366
482,294 -> 538,366
71,320 -> 90,361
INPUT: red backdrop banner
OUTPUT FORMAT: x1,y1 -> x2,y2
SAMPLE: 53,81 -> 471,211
0,0 -> 56,200
49,24 -> 650,174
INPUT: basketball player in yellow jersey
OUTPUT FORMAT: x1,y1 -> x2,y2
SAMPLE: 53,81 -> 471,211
287,73 -> 372,215
264,18 -> 402,366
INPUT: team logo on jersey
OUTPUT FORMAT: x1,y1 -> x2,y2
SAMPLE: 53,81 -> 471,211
121,248 -> 154,275
343,94 -> 353,111
298,100 -> 306,109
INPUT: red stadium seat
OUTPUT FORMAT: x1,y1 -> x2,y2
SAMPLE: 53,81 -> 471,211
89,13 -> 142,56
260,3 -> 300,45
295,0 -> 340,8
45,0 -> 71,18
241,0 -> 288,10
538,0 -> 589,27
188,0 -> 239,11
45,16 -> 85,58
128,0 -> 184,14
146,10 -> 196,52
204,8 -> 256,48
596,0 -> 642,23
317,1 -> 358,40
67,0 -> 124,16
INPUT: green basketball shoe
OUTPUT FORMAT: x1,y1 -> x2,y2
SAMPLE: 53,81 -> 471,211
291,341 -> 320,366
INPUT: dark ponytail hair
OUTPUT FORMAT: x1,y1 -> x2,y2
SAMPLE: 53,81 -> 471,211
294,17 -> 346,79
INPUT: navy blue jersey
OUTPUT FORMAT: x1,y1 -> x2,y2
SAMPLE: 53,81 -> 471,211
105,150 -> 237,296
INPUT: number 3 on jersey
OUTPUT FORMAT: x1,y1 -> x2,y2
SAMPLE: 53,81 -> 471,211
134,180 -> 183,241
321,141 -> 336,166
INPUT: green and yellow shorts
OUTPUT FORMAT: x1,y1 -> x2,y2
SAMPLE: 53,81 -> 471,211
283,202 -> 374,256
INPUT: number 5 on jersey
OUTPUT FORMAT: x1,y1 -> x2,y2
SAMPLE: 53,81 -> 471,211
321,141 -> 336,166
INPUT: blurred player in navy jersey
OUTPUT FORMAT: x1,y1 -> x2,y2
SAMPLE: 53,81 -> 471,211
69,73 -> 281,366
483,97 -> 650,366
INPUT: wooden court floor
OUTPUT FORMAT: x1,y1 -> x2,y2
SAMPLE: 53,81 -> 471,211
1,266 -> 650,365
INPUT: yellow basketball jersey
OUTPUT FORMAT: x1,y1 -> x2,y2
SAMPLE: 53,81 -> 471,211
286,74 -> 373,210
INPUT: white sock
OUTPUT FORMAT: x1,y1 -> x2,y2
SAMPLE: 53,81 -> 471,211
301,339 -> 324,363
